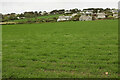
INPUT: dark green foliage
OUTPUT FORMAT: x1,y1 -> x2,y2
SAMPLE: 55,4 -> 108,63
71,14 -> 81,21
11,14 -> 61,24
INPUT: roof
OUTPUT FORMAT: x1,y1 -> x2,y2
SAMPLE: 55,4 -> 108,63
79,15 -> 92,21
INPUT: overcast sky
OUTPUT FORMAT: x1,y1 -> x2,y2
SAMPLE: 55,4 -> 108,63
0,0 -> 119,14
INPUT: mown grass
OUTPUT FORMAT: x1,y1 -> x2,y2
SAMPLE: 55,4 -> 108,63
2,20 -> 118,78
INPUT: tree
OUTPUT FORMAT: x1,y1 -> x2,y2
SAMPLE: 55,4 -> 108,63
2,16 -> 10,21
24,12 -> 35,18
41,11 -> 48,16
39,11 -> 42,16
9,13 -> 18,20
58,9 -> 65,14
18,13 -> 25,17
34,11 -> 39,16
70,8 -> 79,13
50,10 -> 59,14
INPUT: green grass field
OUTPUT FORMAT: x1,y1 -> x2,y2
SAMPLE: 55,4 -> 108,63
10,14 -> 61,22
2,20 -> 118,78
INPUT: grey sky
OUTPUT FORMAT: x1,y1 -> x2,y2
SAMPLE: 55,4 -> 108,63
0,0 -> 119,14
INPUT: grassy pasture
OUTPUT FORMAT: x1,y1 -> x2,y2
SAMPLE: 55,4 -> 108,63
10,14 -> 61,22
2,20 -> 118,78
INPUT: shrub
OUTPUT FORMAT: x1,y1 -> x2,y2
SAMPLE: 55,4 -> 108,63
71,14 -> 81,21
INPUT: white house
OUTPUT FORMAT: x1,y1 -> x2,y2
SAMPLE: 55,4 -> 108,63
47,12 -> 51,15
57,16 -> 72,22
83,10 -> 93,12
41,11 -> 48,15
110,9 -> 118,14
113,14 -> 118,18
17,17 -> 25,19
97,13 -> 106,19
79,15 -> 92,21
79,11 -> 85,14
85,11 -> 93,15
83,10 -> 93,14
65,10 -> 72,14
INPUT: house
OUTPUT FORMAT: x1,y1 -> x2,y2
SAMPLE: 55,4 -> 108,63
79,11 -> 85,14
65,10 -> 72,14
113,14 -> 118,18
41,11 -> 48,15
85,11 -> 93,15
47,12 -> 51,15
110,9 -> 118,14
84,10 -> 93,14
83,10 -> 94,12
79,15 -> 92,21
57,16 -> 72,22
97,13 -> 106,19
83,10 -> 93,14
17,17 -> 25,19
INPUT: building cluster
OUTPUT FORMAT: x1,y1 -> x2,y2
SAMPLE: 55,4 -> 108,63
1,8 -> 119,23
57,9 -> 118,22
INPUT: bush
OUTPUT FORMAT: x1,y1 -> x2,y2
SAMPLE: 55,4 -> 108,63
16,16 -> 58,24
107,15 -> 114,19
71,14 -> 81,21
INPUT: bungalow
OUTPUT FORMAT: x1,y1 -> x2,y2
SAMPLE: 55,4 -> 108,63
97,13 -> 106,19
79,15 -> 92,21
110,9 -> 118,14
65,10 -> 72,14
41,11 -> 48,15
113,14 -> 118,18
57,16 -> 72,22
79,11 -> 85,14
47,12 -> 51,15
83,10 -> 94,12
17,17 -> 25,19
83,10 -> 93,14
85,11 -> 93,15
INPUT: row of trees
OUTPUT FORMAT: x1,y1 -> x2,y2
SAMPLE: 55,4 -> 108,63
1,13 -> 18,22
1,8 -> 118,22
1,11 -> 43,22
